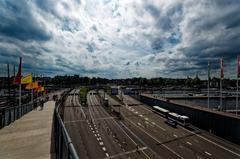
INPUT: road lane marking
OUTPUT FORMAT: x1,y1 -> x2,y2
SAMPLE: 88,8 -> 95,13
205,151 -> 212,156
102,147 -> 107,151
103,147 -> 148,159
180,126 -> 240,157
101,107 -> 154,159
173,134 -> 178,138
125,118 -> 184,159
64,119 -> 87,123
138,103 -> 240,157
187,142 -> 192,146
136,98 -> 240,158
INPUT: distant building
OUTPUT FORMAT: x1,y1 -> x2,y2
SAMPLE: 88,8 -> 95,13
111,86 -> 118,95
123,88 -> 134,95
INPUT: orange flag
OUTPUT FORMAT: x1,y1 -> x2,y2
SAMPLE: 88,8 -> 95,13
25,82 -> 38,90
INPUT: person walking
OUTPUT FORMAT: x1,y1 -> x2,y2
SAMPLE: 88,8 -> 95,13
40,99 -> 44,110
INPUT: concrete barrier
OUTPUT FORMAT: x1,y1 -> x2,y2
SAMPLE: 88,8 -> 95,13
138,94 -> 240,145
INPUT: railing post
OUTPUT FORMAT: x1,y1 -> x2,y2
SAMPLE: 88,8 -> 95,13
7,110 -> 10,125
0,111 -> 2,129
3,109 -> 5,127
9,108 -> 11,124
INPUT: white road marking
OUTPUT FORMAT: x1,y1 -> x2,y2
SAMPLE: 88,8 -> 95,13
64,119 -> 87,123
205,151 -> 212,156
139,102 -> 240,157
173,134 -> 178,138
125,118 -> 184,159
99,142 -> 104,146
103,147 -> 148,159
105,153 -> 109,157
187,142 -> 192,146
102,147 -> 107,151
181,126 -> 240,157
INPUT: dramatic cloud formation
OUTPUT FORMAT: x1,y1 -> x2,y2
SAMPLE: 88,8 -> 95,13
0,0 -> 240,78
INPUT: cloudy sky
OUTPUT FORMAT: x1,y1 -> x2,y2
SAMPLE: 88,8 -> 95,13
0,0 -> 240,79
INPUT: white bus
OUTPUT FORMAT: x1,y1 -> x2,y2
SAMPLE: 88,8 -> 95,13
168,112 -> 190,127
178,115 -> 190,127
152,106 -> 169,117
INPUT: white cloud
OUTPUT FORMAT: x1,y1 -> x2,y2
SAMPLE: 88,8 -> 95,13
0,0 -> 239,78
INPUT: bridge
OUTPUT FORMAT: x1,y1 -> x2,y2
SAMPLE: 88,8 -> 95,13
0,89 -> 240,159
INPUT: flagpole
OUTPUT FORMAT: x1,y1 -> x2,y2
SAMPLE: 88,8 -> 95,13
208,76 -> 210,109
237,56 -> 239,116
220,77 -> 222,111
208,61 -> 210,109
32,87 -> 33,110
220,58 -> 223,111
236,77 -> 238,116
19,83 -> 21,115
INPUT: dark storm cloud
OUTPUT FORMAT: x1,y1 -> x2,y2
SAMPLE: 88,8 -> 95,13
0,1 -> 51,41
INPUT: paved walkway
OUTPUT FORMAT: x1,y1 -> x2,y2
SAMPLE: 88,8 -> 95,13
0,101 -> 56,159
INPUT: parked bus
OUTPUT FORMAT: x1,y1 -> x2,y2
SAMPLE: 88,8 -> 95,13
152,106 -> 169,117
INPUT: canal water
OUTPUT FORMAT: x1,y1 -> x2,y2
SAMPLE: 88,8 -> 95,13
153,91 -> 240,110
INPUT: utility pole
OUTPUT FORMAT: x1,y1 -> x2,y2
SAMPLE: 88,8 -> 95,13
13,65 -> 16,103
7,63 -> 10,106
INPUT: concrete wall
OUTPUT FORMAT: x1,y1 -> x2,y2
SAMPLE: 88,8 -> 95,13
138,95 -> 240,145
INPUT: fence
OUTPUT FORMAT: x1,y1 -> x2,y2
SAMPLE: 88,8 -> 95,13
0,100 -> 39,129
54,90 -> 79,159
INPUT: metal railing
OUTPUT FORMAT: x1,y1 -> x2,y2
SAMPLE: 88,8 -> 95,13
54,91 -> 79,159
0,100 -> 39,129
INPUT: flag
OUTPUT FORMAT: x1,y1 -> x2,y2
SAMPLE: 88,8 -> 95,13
25,82 -> 38,90
13,57 -> 22,84
237,55 -> 240,78
220,58 -> 224,78
36,85 -> 44,92
21,73 -> 32,84
208,61 -> 211,80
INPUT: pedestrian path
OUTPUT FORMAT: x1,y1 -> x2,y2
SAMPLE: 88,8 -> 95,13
0,101 -> 56,159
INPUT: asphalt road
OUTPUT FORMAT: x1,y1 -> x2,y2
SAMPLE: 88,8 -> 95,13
117,94 -> 240,159
63,89 -> 154,159
63,89 -> 240,159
